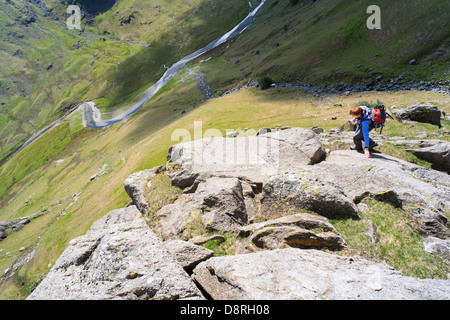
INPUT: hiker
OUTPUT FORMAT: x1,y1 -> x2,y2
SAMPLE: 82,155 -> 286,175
349,106 -> 378,158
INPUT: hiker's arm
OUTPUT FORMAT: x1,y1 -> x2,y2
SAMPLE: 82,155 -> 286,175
361,121 -> 371,148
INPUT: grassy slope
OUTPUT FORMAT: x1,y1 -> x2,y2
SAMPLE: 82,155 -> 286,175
1,0 -> 449,298
332,198 -> 449,279
200,0 -> 450,92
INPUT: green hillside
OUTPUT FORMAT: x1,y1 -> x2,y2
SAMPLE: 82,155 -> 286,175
0,0 -> 140,163
0,0 -> 255,163
75,0 -> 450,109
200,0 -> 449,91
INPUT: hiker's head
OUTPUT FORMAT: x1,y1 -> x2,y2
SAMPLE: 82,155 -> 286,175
349,106 -> 364,118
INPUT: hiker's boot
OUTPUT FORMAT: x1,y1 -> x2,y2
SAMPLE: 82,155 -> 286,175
350,145 -> 363,151
368,142 -> 378,150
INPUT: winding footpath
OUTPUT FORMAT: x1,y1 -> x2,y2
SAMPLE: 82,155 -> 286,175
0,1 -> 266,167
81,0 -> 267,128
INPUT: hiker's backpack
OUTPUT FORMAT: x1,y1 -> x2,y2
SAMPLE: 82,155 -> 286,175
361,104 -> 387,134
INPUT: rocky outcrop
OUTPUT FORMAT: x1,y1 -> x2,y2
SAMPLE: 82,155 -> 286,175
0,211 -> 46,242
155,128 -> 330,240
163,129 -> 449,243
146,129 -> 450,242
28,127 -> 450,300
27,206 -> 204,300
192,248 -> 450,300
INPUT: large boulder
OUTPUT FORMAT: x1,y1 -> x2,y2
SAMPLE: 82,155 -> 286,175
261,167 -> 359,218
192,248 -> 450,300
167,128 -> 326,188
391,103 -> 442,127
27,206 -> 204,300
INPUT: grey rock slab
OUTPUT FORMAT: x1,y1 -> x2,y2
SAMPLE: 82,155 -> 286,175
391,139 -> 450,173
192,248 -> 450,300
167,128 -> 326,187
406,140 -> 450,173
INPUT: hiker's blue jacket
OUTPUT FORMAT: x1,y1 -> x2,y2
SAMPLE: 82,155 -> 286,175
357,114 -> 373,148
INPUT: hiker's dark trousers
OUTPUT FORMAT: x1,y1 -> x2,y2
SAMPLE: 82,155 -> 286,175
353,125 -> 376,150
